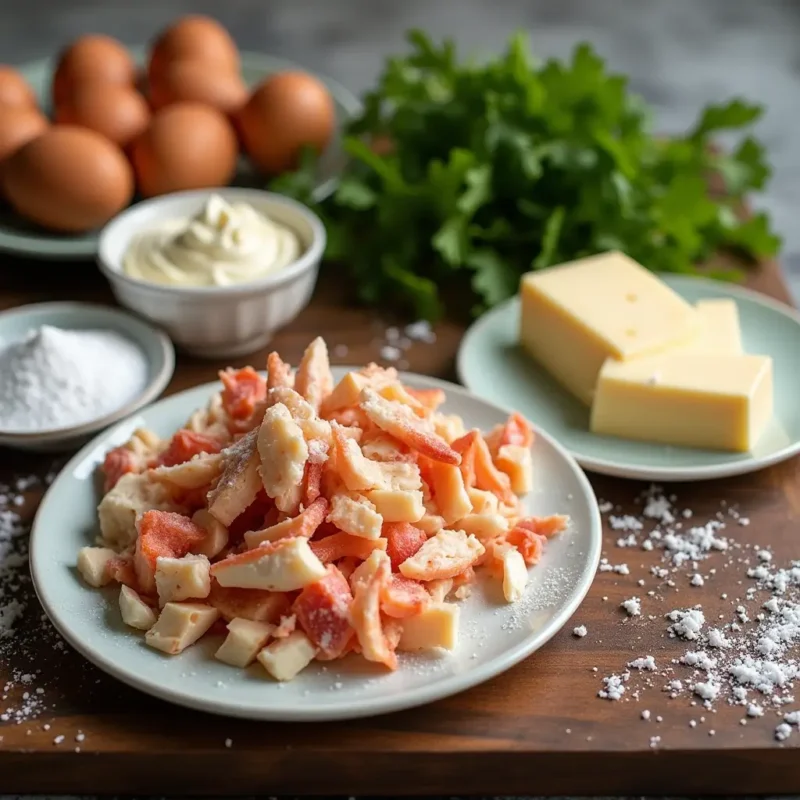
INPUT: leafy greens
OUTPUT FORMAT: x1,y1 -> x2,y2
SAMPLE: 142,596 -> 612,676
273,31 -> 780,320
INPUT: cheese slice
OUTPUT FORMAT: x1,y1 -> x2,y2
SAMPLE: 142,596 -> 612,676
590,353 -> 773,452
691,299 -> 742,354
519,252 -> 700,404
398,603 -> 459,651
215,618 -> 274,667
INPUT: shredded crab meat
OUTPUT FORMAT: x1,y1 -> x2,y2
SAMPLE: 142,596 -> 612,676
83,338 -> 566,681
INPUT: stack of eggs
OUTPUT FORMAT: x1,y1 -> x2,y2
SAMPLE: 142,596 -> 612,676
0,15 -> 335,233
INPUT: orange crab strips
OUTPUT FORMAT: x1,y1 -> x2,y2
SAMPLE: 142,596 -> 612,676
83,338 -> 566,682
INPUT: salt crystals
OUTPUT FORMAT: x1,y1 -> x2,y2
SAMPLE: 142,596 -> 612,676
598,673 -> 629,701
628,656 -> 656,671
573,625 -> 587,638
621,597 -> 641,617
667,608 -> 706,640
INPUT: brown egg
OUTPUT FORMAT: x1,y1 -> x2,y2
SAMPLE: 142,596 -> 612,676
147,16 -> 239,85
130,102 -> 238,197
0,107 -> 48,163
55,82 -> 149,147
0,66 -> 37,110
3,126 -> 133,232
236,71 -> 335,175
52,35 -> 135,107
149,59 -> 247,113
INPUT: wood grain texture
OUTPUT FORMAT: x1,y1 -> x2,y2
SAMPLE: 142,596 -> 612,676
0,258 -> 797,796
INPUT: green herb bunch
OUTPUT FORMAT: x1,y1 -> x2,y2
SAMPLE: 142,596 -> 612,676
273,31 -> 780,320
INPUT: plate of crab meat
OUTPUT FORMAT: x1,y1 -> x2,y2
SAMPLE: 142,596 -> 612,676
31,337 -> 601,721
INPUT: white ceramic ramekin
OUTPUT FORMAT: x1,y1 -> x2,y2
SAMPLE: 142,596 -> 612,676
97,188 -> 325,359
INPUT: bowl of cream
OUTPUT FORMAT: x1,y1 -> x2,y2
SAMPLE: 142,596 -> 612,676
97,188 -> 325,358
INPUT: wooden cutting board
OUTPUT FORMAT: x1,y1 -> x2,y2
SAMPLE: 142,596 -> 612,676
0,260 -> 797,796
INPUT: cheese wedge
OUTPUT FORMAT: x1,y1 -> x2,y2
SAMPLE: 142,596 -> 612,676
590,353 -> 773,452
519,252 -> 700,404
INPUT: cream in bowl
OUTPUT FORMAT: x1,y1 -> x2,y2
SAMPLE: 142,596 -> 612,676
123,194 -> 303,287
97,188 -> 325,359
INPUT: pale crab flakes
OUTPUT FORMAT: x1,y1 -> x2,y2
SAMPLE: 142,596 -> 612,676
331,423 -> 384,492
494,444 -> 533,494
150,452 -> 224,490
359,388 -> 460,466
207,429 -> 261,527
294,337 -> 333,413
258,403 -> 308,500
327,494 -> 383,540
98,471 -> 175,548
399,529 -> 485,582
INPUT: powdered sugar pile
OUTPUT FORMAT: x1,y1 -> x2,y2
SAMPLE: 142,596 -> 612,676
593,485 -> 800,744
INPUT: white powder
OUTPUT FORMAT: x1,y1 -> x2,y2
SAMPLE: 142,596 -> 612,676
681,651 -> 717,672
628,656 -> 656,671
641,709 -> 651,720
667,608 -> 706,640
573,625 -> 587,638
404,320 -> 436,343
747,703 -> 764,717
707,628 -> 731,649
598,672 -> 629,701
693,681 -> 721,701
379,345 -> 402,362
775,722 -> 793,741
0,326 -> 148,432
691,574 -> 705,587
621,597 -> 641,617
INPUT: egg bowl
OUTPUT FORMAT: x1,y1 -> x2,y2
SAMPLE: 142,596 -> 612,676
97,188 -> 325,359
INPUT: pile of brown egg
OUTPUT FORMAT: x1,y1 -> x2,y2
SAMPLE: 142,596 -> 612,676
0,15 -> 335,233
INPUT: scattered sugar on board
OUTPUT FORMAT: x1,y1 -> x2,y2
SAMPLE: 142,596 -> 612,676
375,319 -> 437,365
0,462 -> 90,732
591,484 -> 800,744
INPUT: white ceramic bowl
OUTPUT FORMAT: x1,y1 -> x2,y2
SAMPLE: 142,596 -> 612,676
0,302 -> 174,453
97,188 -> 326,359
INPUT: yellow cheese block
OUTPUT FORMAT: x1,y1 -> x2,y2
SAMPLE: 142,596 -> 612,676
519,251 -> 700,404
685,299 -> 743,355
590,353 -> 773,452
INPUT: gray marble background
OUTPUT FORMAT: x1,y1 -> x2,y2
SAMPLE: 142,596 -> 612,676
0,1 -> 798,797
2,0 -> 800,302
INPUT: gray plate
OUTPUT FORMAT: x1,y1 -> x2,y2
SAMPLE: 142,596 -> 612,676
0,49 -> 361,260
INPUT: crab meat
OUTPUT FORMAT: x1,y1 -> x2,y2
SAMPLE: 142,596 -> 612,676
150,452 -> 224,490
207,581 -> 290,623
326,494 -> 383,540
331,422 -> 384,492
266,351 -> 294,390
348,550 -> 397,670
294,336 -> 333,412
381,574 -> 430,619
383,522 -> 428,571
309,532 -> 387,564
244,497 -> 328,548
257,402 -> 308,501
134,511 -> 208,594
359,388 -> 460,466
155,430 -> 223,468
293,566 -> 354,659
398,528 -> 485,582
206,429 -> 261,527
219,366 -> 267,421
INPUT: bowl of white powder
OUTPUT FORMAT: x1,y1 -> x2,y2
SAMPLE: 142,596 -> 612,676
0,302 -> 174,452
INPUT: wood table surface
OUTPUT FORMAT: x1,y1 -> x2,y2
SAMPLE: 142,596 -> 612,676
0,258 -> 798,796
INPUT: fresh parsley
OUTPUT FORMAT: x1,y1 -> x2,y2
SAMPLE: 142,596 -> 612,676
272,31 -> 781,320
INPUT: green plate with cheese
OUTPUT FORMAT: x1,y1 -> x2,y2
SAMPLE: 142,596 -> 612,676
457,275 -> 800,481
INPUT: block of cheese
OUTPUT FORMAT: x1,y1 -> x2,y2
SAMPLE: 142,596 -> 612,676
590,353 -> 773,452
519,252 -> 700,404
682,299 -> 743,355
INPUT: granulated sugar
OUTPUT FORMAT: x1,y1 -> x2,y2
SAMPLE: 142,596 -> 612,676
372,319 -> 438,368
593,485 -> 800,744
0,463 -> 77,730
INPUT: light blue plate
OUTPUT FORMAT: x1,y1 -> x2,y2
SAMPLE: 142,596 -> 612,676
0,49 -> 360,260
457,275 -> 800,482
